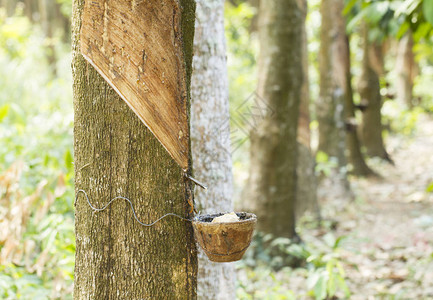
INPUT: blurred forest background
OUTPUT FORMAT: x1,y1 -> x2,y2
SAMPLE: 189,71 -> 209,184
1,0 -> 433,299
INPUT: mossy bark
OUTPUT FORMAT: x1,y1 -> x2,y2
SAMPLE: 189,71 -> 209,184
72,0 -> 197,299
248,0 -> 303,238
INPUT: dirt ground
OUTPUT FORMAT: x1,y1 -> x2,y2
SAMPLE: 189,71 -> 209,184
315,114 -> 433,299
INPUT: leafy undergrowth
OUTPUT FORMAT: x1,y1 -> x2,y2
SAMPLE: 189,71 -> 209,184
236,115 -> 433,299
0,10 -> 74,299
236,231 -> 351,299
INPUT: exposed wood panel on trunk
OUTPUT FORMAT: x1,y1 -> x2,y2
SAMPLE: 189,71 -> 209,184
80,0 -> 190,170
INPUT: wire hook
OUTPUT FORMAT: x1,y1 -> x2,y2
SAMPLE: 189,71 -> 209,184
184,173 -> 207,190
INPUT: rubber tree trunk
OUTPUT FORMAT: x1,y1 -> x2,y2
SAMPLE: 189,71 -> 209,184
247,0 -> 303,238
297,0 -> 311,150
396,32 -> 417,108
39,0 -> 57,75
1,0 -> 15,16
72,0 -> 197,299
343,34 -> 373,176
296,0 -> 320,221
359,27 -> 391,162
24,0 -> 34,21
317,0 -> 347,169
190,0 -> 235,299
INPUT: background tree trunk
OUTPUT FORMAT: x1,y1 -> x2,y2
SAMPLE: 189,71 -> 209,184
39,0 -> 57,75
24,0 -> 35,21
317,0 -> 346,169
343,34 -> 373,176
72,0 -> 197,298
247,0 -> 303,238
359,27 -> 391,162
190,0 -> 235,299
297,0 -> 311,150
2,0 -> 15,16
317,0 -> 352,199
296,0 -> 320,221
396,32 -> 417,108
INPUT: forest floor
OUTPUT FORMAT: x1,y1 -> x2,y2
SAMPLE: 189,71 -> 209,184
311,114 -> 433,299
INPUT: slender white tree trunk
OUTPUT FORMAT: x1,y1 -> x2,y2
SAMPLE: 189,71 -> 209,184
190,1 -> 235,299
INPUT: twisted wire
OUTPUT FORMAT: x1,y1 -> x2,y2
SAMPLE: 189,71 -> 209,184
75,189 -> 192,227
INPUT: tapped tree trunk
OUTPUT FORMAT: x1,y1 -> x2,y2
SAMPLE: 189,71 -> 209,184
247,0 -> 303,239
190,0 -> 235,299
72,0 -> 197,299
359,27 -> 391,162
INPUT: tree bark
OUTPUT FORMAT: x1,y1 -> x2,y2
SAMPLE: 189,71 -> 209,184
296,0 -> 320,221
39,0 -> 57,75
72,0 -> 197,299
297,0 -> 310,149
2,0 -> 15,16
247,0 -> 303,238
343,34 -> 373,176
318,0 -> 373,178
359,27 -> 391,162
317,0 -> 347,168
190,0 -> 235,299
396,32 -> 416,108
24,0 -> 34,21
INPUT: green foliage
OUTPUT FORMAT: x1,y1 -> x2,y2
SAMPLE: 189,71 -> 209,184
414,66 -> 433,109
225,2 -> 257,112
0,11 -> 74,298
0,9 -> 32,58
345,0 -> 433,43
426,182 -> 433,193
55,0 -> 72,18
305,234 -> 351,300
423,0 -> 433,25
315,151 -> 339,177
236,266 -> 297,300
382,101 -> 423,135
224,2 -> 258,200
237,232 -> 351,299
346,0 -> 399,39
